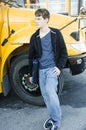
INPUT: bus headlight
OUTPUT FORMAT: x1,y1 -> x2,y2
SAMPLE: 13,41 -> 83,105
70,42 -> 86,52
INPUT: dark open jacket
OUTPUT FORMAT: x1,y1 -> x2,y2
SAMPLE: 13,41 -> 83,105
28,27 -> 68,76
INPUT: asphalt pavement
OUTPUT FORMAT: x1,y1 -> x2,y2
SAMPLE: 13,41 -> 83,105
0,69 -> 86,130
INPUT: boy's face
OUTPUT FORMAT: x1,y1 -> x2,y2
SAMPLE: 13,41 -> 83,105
35,16 -> 48,28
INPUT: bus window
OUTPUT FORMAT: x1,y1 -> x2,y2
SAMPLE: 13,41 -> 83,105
2,0 -> 25,7
48,0 -> 66,13
38,0 -> 46,8
29,0 -> 40,8
70,0 -> 79,15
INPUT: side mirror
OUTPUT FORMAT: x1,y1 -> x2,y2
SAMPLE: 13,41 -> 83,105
80,6 -> 86,16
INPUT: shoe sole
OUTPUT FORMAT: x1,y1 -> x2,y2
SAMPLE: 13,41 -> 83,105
43,123 -> 51,130
43,119 -> 53,130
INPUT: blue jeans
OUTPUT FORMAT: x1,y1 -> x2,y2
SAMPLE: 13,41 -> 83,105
39,67 -> 61,127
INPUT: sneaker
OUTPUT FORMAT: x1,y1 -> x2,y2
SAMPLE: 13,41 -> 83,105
50,125 -> 58,130
43,118 -> 53,129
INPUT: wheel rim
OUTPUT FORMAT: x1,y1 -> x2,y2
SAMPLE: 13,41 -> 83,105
19,65 -> 41,96
22,73 -> 39,92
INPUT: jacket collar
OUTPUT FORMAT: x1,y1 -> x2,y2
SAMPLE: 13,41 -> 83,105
36,27 -> 56,38
35,28 -> 57,53
35,28 -> 57,56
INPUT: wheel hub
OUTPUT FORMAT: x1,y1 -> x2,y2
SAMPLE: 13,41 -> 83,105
22,74 -> 39,92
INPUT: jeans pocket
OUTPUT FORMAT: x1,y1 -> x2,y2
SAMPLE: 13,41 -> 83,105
47,68 -> 57,78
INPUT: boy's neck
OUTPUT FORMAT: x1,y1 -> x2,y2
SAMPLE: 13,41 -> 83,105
40,25 -> 50,35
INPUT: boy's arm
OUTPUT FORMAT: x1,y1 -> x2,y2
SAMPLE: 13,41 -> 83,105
57,30 -> 68,70
28,35 -> 35,77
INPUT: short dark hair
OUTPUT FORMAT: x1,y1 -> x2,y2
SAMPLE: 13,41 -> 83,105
35,8 -> 50,19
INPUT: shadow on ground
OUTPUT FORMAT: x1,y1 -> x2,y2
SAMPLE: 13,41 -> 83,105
0,69 -> 86,109
0,89 -> 33,109
60,69 -> 86,108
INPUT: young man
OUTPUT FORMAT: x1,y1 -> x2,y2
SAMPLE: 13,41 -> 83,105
28,8 -> 68,130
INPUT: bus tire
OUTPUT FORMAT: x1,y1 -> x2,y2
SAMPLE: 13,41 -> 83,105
9,52 -> 44,106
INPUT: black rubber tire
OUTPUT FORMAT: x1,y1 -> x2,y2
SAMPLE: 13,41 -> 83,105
9,52 -> 44,106
9,52 -> 64,106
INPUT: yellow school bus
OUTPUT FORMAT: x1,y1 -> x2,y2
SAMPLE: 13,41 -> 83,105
0,0 -> 86,105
